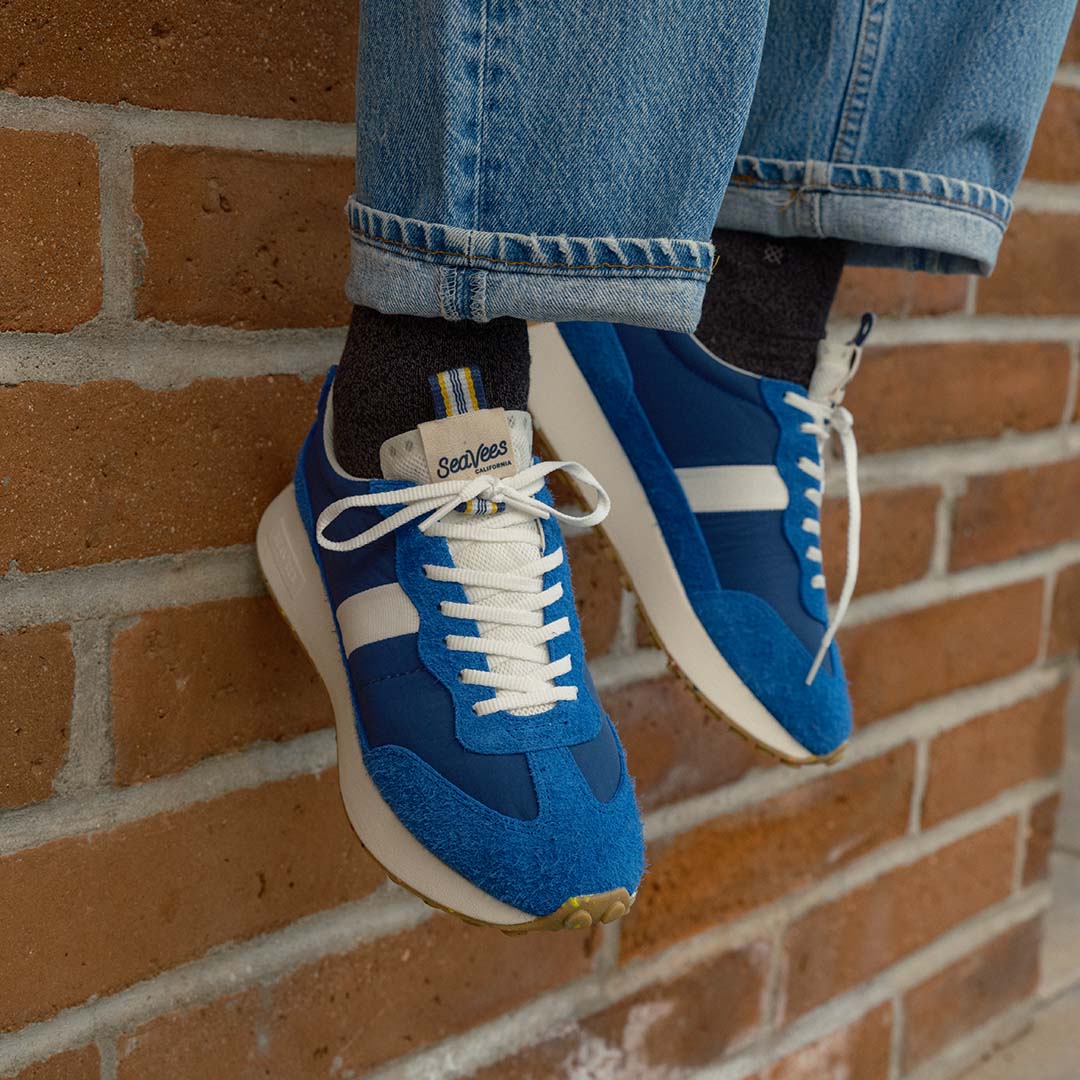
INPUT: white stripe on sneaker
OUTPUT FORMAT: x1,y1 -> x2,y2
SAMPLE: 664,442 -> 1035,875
674,465 -> 790,513
335,582 -> 420,656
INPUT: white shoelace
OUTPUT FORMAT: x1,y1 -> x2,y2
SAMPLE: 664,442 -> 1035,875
316,461 -> 610,715
783,374 -> 861,686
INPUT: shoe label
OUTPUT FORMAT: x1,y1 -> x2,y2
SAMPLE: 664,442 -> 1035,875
418,407 -> 518,483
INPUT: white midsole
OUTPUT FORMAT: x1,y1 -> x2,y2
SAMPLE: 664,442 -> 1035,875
256,484 -> 533,925
529,322 -> 817,764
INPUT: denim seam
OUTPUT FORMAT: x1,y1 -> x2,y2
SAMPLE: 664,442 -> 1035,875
832,0 -> 890,163
350,226 -> 714,275
729,158 -> 1011,227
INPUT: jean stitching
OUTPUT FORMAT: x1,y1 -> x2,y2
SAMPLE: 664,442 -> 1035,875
832,0 -> 890,163
729,174 -> 1009,226
350,227 -> 713,274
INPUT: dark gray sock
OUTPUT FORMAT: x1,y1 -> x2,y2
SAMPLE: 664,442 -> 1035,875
332,306 -> 531,477
696,230 -> 847,388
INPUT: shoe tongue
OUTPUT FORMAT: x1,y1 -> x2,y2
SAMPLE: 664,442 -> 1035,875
380,408 -> 534,482
380,364 -> 534,483
808,339 -> 858,403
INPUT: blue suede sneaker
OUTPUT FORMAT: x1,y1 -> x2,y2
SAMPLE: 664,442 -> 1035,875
529,319 -> 870,764
257,365 -> 644,931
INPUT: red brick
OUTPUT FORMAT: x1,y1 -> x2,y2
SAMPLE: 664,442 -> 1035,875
761,1004 -> 892,1080
0,771 -> 381,1031
567,532 -> 623,658
111,597 -> 332,784
783,819 -> 1018,1018
1024,793 -> 1061,886
607,674 -> 774,813
822,487 -> 939,599
844,343 -> 1070,454
0,375 -> 318,574
951,460 -> 1080,569
922,684 -> 1067,826
117,916 -> 595,1080
620,747 -> 915,960
472,942 -> 769,1080
954,457 -> 1080,570
1066,14 -> 1080,62
0,2 -> 356,122
0,129 -> 101,332
979,212 -> 1080,315
839,582 -> 1044,726
902,919 -> 1041,1069
833,266 -> 968,319
1050,563 -> 1080,656
0,624 -> 74,809
1,1046 -> 100,1080
1027,85 -> 1080,182
135,146 -> 351,329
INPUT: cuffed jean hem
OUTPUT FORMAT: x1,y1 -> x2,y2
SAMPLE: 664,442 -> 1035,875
715,156 -> 1013,276
345,200 -> 712,330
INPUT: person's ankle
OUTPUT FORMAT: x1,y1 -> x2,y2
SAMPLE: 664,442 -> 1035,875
332,306 -> 531,476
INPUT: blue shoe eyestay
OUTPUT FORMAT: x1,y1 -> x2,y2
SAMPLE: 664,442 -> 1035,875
257,365 -> 644,932
529,315 -> 872,764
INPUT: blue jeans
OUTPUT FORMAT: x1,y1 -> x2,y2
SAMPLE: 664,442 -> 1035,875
347,1 -> 1075,331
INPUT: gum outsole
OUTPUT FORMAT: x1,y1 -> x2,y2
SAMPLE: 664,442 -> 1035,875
533,427 -> 848,771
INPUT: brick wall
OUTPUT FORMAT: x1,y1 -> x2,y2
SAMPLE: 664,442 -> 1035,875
1,8 -> 1078,1079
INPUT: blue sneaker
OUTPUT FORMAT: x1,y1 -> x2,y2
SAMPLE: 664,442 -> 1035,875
257,366 -> 644,931
529,319 -> 869,764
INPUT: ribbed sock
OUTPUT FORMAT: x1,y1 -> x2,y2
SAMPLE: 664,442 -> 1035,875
696,229 -> 847,388
332,306 -> 531,477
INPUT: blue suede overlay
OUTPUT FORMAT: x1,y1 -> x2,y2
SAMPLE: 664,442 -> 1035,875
364,741 -> 644,916
556,323 -> 851,754
289,367 -> 643,913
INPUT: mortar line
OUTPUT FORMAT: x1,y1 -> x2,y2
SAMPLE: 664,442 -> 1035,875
963,274 -> 979,317
0,94 -> 356,157
907,738 -> 929,836
1013,180 -> 1080,213
0,728 -> 336,857
927,480 -> 961,578
0,323 -> 340,389
1057,62 -> 1080,86
850,426 -> 1080,492
96,137 -> 136,320
96,1038 -> 117,1080
1038,568 -> 1059,664
829,313 -> 1080,347
888,992 -> 905,1080
842,539 -> 1080,628
53,619 -> 115,794
1062,341 -> 1080,425
0,546 -> 263,631
1013,799 -> 1033,894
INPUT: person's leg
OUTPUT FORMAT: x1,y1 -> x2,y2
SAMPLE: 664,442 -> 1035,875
526,2 -> 1076,764
717,0 -> 1076,278
333,0 -> 770,476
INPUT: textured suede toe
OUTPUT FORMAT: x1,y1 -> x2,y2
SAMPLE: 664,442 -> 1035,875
365,741 -> 645,917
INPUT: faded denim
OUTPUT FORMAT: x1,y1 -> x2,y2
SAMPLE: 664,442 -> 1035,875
347,0 -> 1075,328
